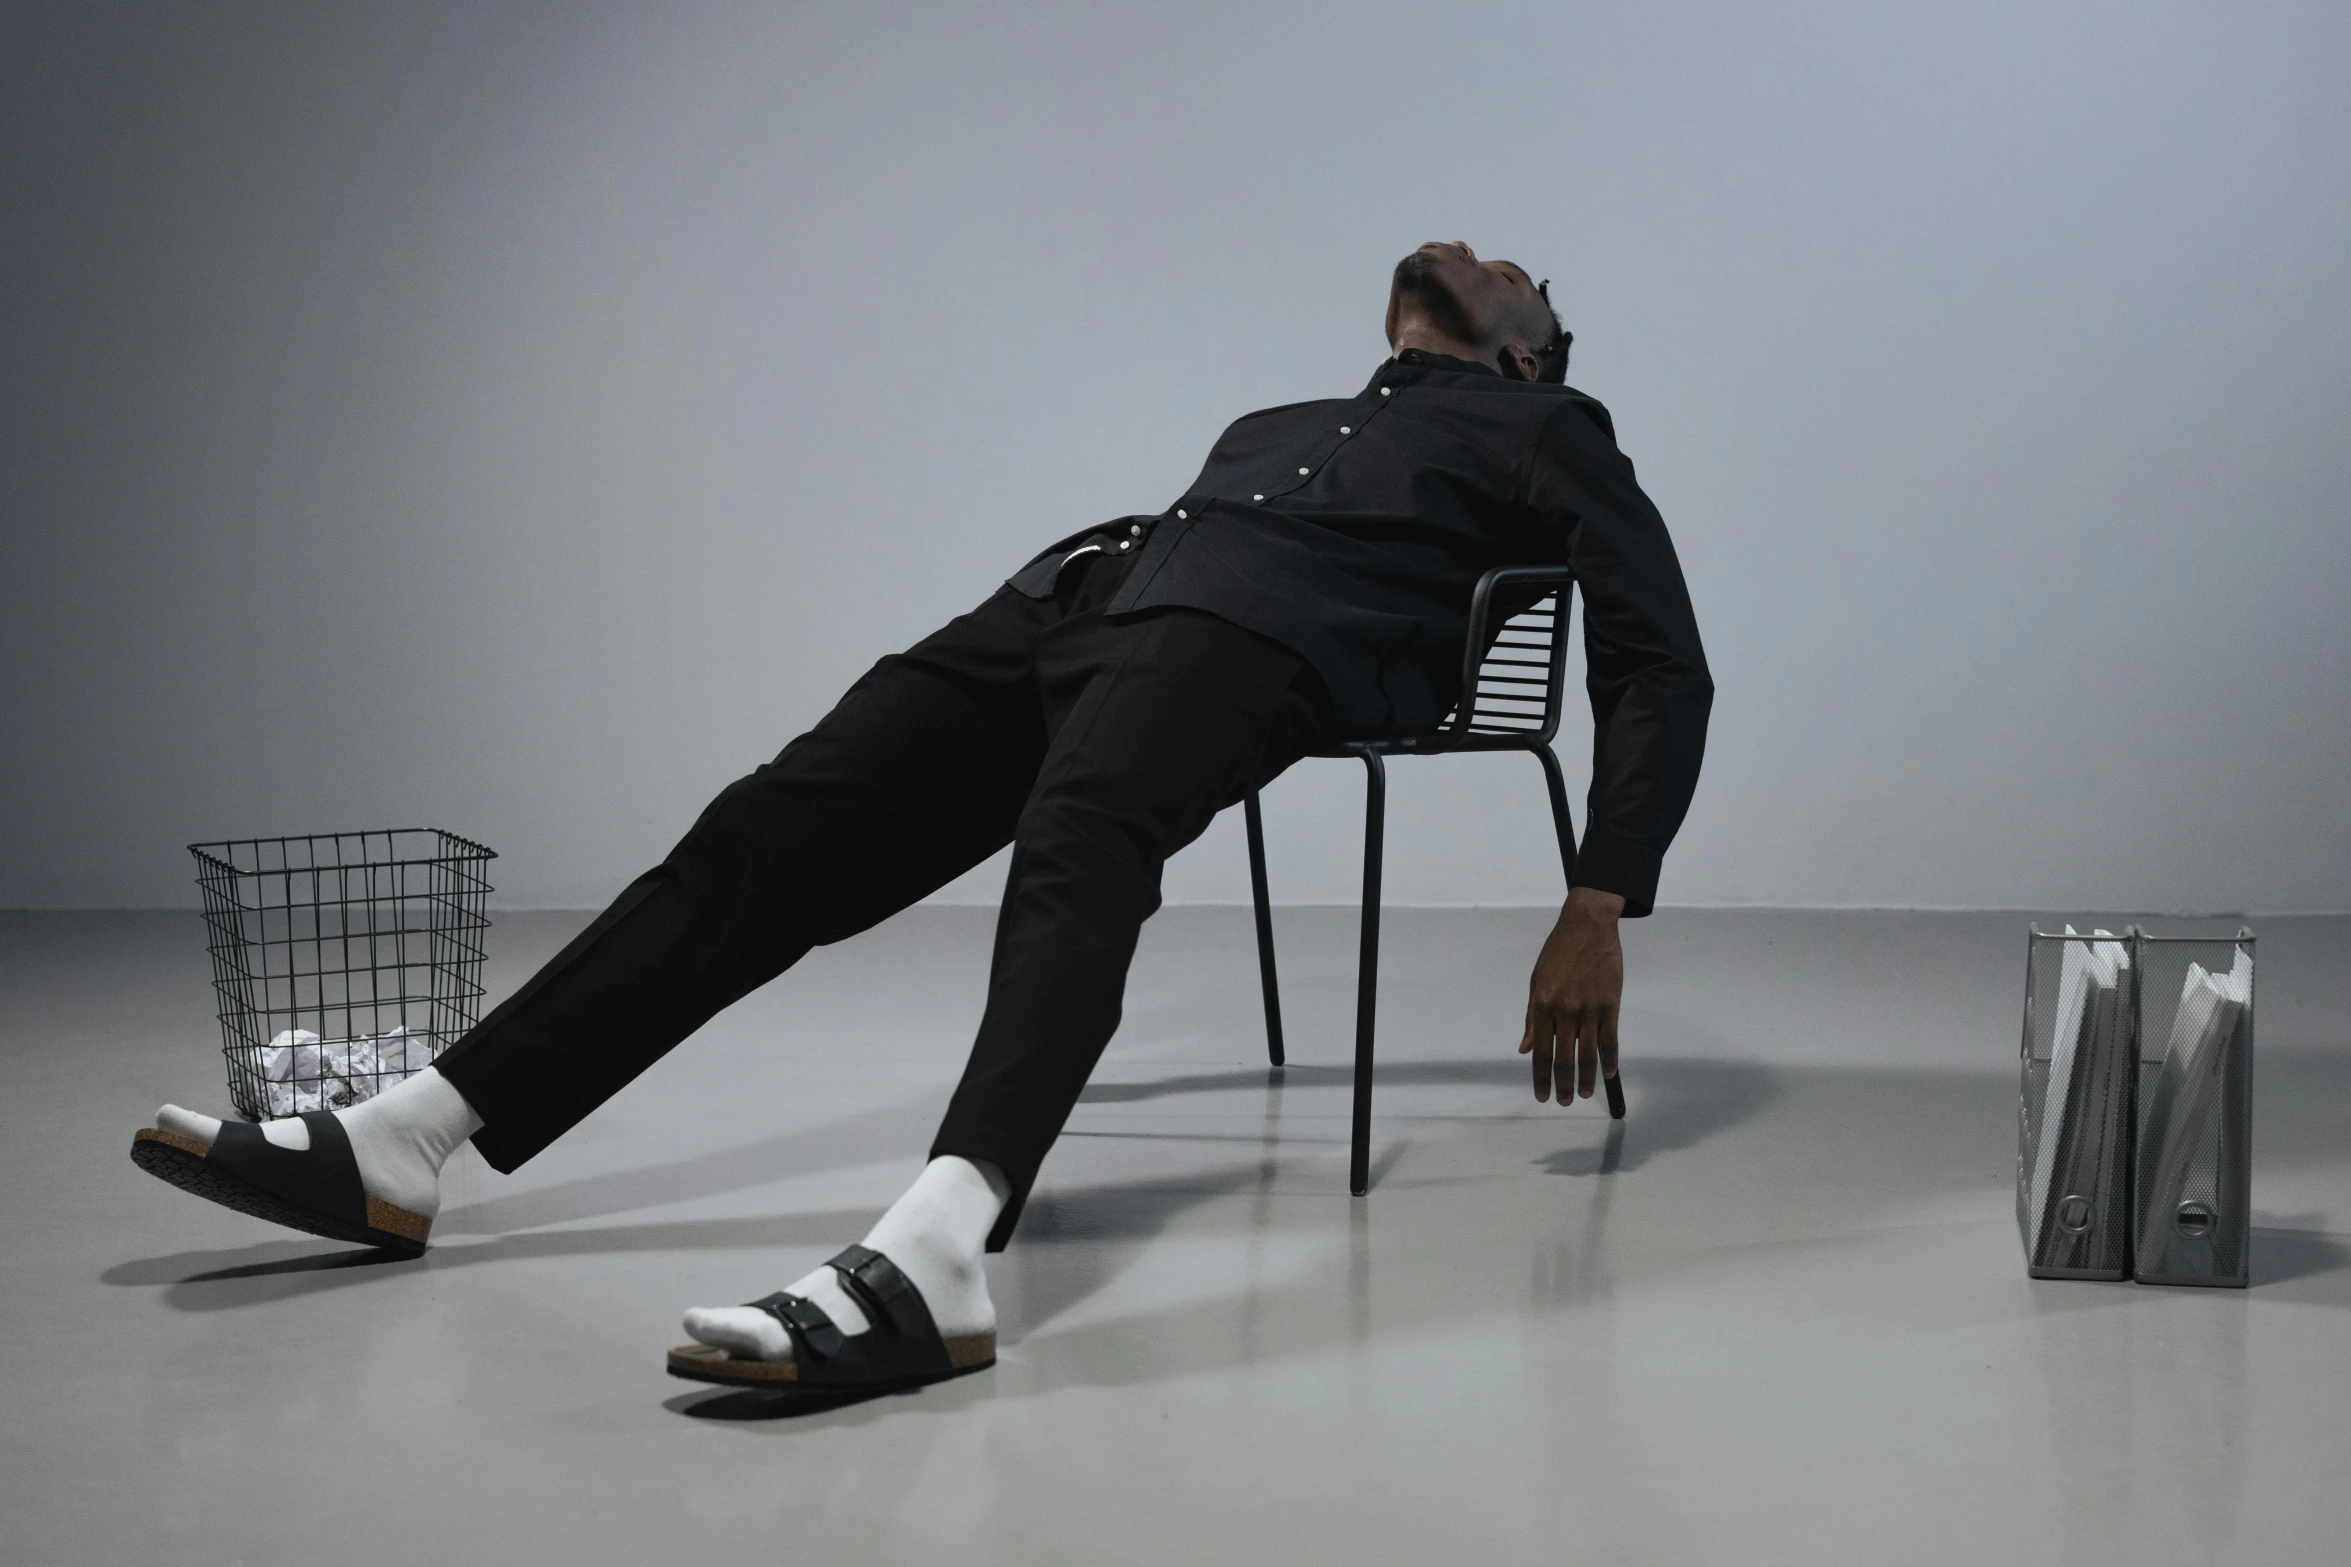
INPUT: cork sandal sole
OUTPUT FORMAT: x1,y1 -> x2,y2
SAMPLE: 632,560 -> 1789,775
131,1126 -> 430,1255
665,1332 -> 996,1392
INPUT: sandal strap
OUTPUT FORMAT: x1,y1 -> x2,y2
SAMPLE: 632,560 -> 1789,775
827,1245 -> 940,1344
827,1245 -> 952,1379
207,1112 -> 368,1228
744,1291 -> 846,1365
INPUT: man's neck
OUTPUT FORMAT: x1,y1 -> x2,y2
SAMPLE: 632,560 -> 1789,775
1387,324 -> 1498,372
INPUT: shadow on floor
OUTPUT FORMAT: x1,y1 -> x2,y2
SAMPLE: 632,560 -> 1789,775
1077,1056 -> 1782,1182
102,1240 -> 411,1286
1533,1058 -> 1781,1176
2251,1223 -> 2351,1293
1076,1057 -> 1515,1105
660,1351 -> 1011,1429
119,1206 -> 897,1307
422,1047 -> 1453,1236
664,1385 -> 885,1421
997,1162 -> 1273,1337
429,1098 -> 936,1236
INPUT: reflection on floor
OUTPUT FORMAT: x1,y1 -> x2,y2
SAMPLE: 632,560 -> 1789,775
7,908 -> 2348,1565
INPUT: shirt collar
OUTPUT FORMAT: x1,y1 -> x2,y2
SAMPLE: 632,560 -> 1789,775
1390,348 -> 1500,377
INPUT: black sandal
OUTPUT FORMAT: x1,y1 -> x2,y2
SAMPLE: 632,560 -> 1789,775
666,1244 -> 996,1393
130,1114 -> 431,1255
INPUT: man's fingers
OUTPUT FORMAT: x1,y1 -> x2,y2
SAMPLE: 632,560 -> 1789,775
1554,1009 -> 1581,1107
1562,1005 -> 1582,1099
1531,1005 -> 1628,1102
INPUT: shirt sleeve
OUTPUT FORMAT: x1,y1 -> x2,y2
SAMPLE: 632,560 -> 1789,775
1525,397 -> 1713,917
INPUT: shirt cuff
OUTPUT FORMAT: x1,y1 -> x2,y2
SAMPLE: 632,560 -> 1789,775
1569,827 -> 1662,918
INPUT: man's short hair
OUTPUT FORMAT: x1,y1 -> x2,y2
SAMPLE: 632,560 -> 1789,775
1533,280 -> 1573,384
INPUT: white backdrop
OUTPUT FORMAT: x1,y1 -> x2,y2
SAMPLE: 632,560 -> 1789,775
4,1 -> 2346,911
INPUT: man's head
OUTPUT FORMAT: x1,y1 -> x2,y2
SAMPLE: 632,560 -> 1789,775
1384,241 -> 1570,383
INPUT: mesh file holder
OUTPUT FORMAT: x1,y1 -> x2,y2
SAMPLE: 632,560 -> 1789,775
2017,927 -> 2140,1280
2131,931 -> 2254,1287
190,830 -> 495,1121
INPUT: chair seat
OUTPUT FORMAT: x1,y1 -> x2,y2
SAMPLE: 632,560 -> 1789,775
1308,726 -> 1557,760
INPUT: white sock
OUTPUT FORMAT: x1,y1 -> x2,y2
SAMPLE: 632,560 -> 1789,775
683,1155 -> 1011,1362
154,1065 -> 483,1219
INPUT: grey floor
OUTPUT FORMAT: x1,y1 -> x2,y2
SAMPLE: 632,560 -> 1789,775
5,906 -> 2348,1565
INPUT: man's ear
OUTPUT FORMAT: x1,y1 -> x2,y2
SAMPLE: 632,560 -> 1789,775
1497,342 -> 1540,382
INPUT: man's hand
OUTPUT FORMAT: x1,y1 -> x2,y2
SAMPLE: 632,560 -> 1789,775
1520,886 -> 1625,1103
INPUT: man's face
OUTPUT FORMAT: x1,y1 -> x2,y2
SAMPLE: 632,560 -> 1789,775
1385,241 -> 1549,358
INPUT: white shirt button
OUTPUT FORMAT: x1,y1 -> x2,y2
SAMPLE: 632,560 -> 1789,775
1380,387 -> 1392,397
1297,467 -> 1310,475
1130,523 -> 1143,536
1119,540 -> 1132,550
1253,493 -> 1265,502
1175,509 -> 1187,520
1339,426 -> 1351,435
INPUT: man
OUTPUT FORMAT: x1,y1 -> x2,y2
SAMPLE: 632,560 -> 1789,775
133,241 -> 1712,1399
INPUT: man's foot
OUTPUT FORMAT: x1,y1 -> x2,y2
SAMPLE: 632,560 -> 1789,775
142,1065 -> 482,1233
669,1244 -> 999,1391
680,1155 -> 1009,1371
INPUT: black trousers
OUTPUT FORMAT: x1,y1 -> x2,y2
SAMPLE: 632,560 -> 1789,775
434,557 -> 1333,1249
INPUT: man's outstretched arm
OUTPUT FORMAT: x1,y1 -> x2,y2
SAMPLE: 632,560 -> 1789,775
1521,397 -> 1713,1102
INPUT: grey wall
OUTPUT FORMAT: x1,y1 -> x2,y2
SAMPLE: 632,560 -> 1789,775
5,1 -> 2346,912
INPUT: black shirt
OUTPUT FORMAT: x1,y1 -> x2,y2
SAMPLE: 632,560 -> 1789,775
1006,348 -> 1712,915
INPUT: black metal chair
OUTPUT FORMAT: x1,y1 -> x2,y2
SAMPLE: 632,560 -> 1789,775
1241,565 -> 1624,1196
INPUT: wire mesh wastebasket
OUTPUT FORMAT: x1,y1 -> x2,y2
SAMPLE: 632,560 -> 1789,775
2132,930 -> 2254,1287
2017,926 -> 2140,1280
190,830 -> 495,1121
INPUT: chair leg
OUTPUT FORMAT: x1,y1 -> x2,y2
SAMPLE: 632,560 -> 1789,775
1534,743 -> 1578,884
1244,789 -> 1285,1068
1350,752 -> 1386,1196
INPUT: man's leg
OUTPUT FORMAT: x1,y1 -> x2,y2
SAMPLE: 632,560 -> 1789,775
429,590 -> 1054,1168
153,589 -> 1056,1227
936,606 -> 1334,1244
680,604 -> 1330,1368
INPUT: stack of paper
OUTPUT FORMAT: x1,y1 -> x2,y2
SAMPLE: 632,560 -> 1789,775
2135,947 -> 2252,1267
2027,927 -> 2133,1272
245,1025 -> 435,1116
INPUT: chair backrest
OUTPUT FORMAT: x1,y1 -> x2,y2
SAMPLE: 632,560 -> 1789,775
1438,566 -> 1574,752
